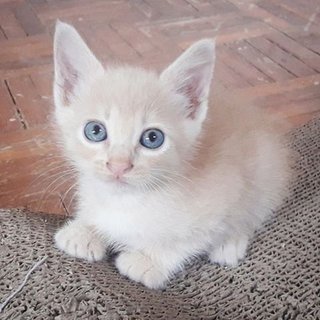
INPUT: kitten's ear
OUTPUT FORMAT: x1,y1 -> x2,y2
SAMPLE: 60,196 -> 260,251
53,21 -> 104,108
160,39 -> 215,123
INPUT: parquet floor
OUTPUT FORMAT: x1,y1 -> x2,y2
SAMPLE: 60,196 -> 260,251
1,0 -> 320,215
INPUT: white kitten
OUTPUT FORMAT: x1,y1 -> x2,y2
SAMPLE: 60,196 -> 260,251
53,21 -> 291,289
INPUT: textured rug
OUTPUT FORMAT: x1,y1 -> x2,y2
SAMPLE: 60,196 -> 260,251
1,117 -> 320,320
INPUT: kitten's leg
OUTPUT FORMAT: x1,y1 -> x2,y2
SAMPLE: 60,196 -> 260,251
209,236 -> 249,267
55,219 -> 107,262
115,249 -> 184,289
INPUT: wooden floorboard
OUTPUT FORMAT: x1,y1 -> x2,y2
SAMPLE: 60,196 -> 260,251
0,0 -> 320,215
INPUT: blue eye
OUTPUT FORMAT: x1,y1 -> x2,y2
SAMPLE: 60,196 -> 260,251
84,121 -> 107,142
140,128 -> 164,149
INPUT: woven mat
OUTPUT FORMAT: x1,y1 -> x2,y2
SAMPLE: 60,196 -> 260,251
1,117 -> 320,320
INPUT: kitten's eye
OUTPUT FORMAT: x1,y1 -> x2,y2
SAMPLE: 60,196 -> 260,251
140,128 -> 164,149
84,121 -> 107,142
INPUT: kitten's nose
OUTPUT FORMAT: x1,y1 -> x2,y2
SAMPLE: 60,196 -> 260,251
106,161 -> 133,178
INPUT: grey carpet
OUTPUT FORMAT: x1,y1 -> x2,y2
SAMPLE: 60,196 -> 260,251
1,117 -> 320,320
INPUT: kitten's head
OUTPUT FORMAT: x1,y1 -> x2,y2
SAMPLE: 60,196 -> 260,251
53,21 -> 215,190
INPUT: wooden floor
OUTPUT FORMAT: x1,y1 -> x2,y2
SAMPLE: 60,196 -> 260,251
1,0 -> 320,215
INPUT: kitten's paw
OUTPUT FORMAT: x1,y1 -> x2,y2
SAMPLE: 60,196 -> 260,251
55,221 -> 106,262
210,237 -> 248,267
115,251 -> 168,289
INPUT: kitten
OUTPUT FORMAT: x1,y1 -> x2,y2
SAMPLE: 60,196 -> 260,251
53,21 -> 291,289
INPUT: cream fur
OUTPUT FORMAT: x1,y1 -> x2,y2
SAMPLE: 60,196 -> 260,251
53,22 -> 291,289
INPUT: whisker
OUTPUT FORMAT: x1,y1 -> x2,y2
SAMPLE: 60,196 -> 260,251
30,169 -> 77,196
36,171 -> 76,212
59,181 -> 78,214
66,191 -> 78,214
60,181 -> 78,205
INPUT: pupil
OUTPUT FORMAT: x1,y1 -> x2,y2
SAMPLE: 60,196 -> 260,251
93,125 -> 101,135
149,132 -> 157,142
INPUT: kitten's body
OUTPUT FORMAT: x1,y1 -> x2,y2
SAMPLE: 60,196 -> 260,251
53,22 -> 291,289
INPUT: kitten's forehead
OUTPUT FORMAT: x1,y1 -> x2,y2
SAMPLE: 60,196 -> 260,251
101,67 -> 163,111
90,67 -> 174,120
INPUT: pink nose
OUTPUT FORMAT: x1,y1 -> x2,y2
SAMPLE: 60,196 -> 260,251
106,161 -> 133,178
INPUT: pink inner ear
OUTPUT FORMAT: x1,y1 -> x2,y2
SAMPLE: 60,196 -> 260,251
179,75 -> 203,120
60,54 -> 79,105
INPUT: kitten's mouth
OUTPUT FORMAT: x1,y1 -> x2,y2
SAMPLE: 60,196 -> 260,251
113,177 -> 128,185
95,170 -> 136,188
109,175 -> 130,186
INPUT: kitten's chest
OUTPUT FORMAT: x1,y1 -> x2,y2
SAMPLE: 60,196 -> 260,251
91,192 -> 185,247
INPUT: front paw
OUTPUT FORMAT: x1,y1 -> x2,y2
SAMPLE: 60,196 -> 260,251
55,220 -> 106,262
209,237 -> 248,267
115,251 -> 168,289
